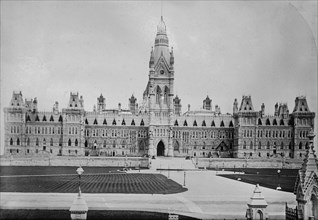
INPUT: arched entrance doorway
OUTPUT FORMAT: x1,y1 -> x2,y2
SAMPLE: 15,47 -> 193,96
157,141 -> 165,156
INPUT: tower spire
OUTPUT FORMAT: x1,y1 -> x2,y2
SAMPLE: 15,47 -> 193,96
161,0 -> 163,19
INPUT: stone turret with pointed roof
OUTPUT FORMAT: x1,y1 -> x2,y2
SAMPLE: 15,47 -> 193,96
294,129 -> 318,219
97,94 -> 105,112
203,96 -> 212,111
246,184 -> 268,220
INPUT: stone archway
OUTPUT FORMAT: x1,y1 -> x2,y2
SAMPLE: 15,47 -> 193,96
157,141 -> 165,156
256,210 -> 263,220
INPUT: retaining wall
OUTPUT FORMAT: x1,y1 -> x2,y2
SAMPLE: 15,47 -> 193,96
196,158 -> 303,169
0,156 -> 150,168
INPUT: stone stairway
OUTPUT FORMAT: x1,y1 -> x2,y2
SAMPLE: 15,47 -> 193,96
150,157 -> 197,171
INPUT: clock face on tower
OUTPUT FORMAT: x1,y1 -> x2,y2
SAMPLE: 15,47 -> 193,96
160,70 -> 164,75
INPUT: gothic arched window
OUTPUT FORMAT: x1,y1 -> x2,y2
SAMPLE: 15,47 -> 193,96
68,139 -> 72,146
17,138 -> 20,145
156,86 -> 162,104
75,139 -> 78,147
50,138 -> 53,146
164,86 -> 169,104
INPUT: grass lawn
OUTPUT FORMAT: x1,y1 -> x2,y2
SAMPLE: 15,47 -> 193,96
0,209 -> 198,220
0,166 -> 132,176
0,173 -> 187,194
217,168 -> 298,192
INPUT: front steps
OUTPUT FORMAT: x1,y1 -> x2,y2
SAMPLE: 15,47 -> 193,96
150,157 -> 197,171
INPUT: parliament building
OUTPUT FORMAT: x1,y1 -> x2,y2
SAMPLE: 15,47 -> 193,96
3,17 -> 315,159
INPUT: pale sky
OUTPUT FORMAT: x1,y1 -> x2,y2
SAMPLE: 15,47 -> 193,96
1,1 -> 317,154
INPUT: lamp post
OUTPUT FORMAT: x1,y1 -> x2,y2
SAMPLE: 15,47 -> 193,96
276,169 -> 281,190
183,171 -> 186,186
70,166 -> 88,220
76,166 -> 84,191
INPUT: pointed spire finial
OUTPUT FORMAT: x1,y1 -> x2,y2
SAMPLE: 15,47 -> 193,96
161,0 -> 163,19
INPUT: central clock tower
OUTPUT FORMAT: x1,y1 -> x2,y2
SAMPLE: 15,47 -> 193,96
144,16 -> 175,157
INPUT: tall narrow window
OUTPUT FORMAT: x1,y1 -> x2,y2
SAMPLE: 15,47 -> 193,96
27,138 -> 30,146
75,139 -> 78,147
68,139 -> 71,146
299,142 -> 302,150
36,138 -> 39,146
156,86 -> 162,104
164,86 -> 169,104
50,138 -> 53,146
10,138 -> 13,145
17,138 -> 20,145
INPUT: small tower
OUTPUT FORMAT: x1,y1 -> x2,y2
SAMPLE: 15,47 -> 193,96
129,94 -> 137,115
25,98 -> 38,113
68,92 -> 84,109
233,98 -> 238,114
246,184 -> 268,220
173,95 -> 181,115
239,95 -> 254,112
277,103 -> 289,119
294,129 -> 318,219
274,102 -> 279,116
97,94 -> 105,112
215,105 -> 221,115
203,96 -> 212,111
53,101 -> 59,114
260,103 -> 265,117
10,91 -> 24,108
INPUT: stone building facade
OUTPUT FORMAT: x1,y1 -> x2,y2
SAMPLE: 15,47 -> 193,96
3,17 -> 315,159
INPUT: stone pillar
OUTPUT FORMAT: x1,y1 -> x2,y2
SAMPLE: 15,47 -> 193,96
246,184 -> 268,220
70,188 -> 88,220
148,126 -> 155,157
168,127 -> 174,157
